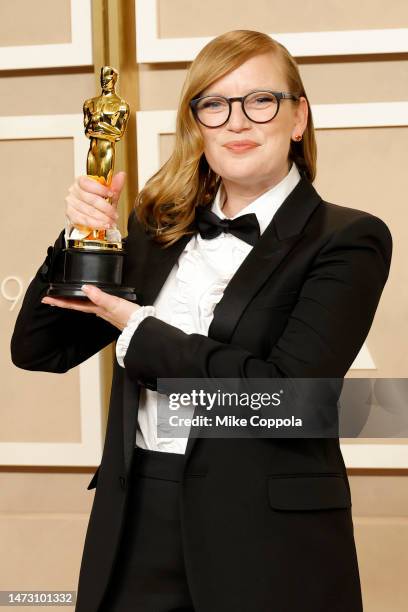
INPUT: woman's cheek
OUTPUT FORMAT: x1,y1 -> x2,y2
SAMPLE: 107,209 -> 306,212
204,149 -> 225,174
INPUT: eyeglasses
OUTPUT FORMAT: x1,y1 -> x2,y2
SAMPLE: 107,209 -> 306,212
189,90 -> 300,128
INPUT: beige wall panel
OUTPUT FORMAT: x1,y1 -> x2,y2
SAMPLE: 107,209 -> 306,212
158,0 -> 408,36
0,72 -> 95,117
354,518 -> 408,612
299,61 -> 408,104
139,60 -> 408,110
0,367 -> 80,442
0,0 -> 71,47
350,475 -> 408,516
159,133 -> 176,168
315,126 -> 406,377
0,473 -> 93,514
0,515 -> 86,590
139,65 -> 187,111
1,138 -> 81,442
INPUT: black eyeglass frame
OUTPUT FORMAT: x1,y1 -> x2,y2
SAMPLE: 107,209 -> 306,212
189,90 -> 301,128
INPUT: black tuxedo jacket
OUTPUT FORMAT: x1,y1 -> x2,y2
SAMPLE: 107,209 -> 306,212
11,176 -> 392,612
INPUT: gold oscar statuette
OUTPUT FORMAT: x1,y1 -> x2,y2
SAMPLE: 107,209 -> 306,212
47,66 -> 137,301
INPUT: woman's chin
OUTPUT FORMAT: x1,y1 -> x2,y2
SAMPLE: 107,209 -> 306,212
218,167 -> 261,182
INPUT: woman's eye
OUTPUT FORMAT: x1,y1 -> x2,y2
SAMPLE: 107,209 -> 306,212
203,101 -> 221,109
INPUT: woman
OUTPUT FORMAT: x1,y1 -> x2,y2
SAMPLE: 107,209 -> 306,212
11,30 -> 392,612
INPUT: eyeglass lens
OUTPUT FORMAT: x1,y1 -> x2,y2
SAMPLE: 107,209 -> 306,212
194,91 -> 278,126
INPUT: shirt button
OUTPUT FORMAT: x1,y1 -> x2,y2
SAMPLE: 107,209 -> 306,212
119,475 -> 127,490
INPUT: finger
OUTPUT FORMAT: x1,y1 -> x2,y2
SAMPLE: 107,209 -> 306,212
81,284 -> 120,310
70,185 -> 118,222
65,194 -> 115,228
72,186 -> 118,223
41,296 -> 99,313
110,171 -> 126,193
109,172 -> 126,208
78,175 -> 111,198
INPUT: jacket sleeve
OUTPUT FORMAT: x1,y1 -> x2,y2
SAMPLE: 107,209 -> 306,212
10,211 -> 136,373
123,214 -> 393,388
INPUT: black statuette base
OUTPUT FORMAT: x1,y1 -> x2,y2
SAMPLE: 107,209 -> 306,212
64,247 -> 124,285
47,244 -> 137,302
47,282 -> 137,301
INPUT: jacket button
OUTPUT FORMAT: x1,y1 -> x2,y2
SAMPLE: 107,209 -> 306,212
119,475 -> 127,490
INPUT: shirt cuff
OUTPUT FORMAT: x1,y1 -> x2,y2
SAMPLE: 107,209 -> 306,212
115,305 -> 157,368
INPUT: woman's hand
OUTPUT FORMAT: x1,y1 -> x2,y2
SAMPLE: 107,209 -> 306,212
65,171 -> 126,230
41,285 -> 141,332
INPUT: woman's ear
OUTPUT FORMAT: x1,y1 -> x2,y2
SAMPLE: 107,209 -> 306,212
293,97 -> 308,136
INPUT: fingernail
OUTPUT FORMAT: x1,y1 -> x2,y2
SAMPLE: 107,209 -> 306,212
108,191 -> 114,197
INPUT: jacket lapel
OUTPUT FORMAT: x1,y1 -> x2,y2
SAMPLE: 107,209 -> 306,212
136,232 -> 192,307
208,176 -> 322,342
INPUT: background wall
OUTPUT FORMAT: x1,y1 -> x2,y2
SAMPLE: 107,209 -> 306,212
1,1 -> 407,610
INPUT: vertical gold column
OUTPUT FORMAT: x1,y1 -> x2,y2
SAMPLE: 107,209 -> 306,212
91,0 -> 140,425
91,0 -> 139,229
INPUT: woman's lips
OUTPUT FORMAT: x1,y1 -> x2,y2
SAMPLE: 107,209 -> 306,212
224,143 -> 259,152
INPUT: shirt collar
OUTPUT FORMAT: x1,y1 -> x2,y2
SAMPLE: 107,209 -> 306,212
211,162 -> 301,236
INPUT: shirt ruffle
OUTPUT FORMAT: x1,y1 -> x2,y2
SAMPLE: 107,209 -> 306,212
115,305 -> 156,367
168,232 -> 250,335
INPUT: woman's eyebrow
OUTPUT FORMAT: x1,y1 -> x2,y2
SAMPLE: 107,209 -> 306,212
200,87 -> 274,97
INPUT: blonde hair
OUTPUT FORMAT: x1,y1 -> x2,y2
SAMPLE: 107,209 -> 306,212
135,29 -> 317,247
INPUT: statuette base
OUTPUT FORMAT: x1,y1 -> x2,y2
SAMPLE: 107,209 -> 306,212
47,246 -> 137,302
47,281 -> 137,301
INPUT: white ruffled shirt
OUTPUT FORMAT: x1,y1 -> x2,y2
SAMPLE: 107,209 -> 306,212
116,162 -> 301,454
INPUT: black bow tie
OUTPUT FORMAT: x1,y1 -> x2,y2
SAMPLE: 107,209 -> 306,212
195,207 -> 260,247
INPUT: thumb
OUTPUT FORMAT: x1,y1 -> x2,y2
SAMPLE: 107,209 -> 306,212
109,171 -> 126,207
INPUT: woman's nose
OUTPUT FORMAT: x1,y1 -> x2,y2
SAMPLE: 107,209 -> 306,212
227,100 -> 251,129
